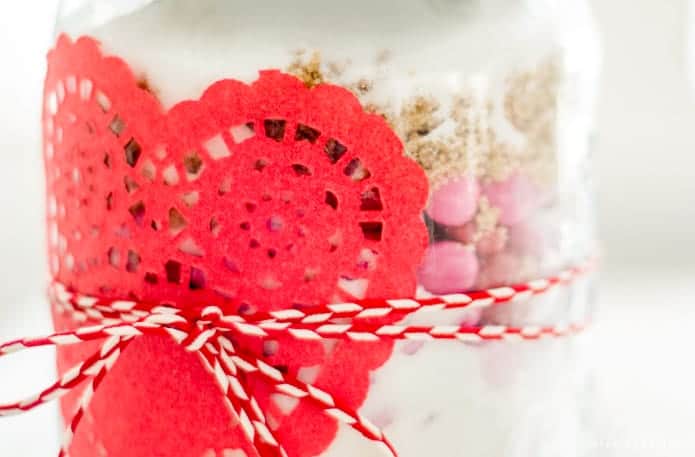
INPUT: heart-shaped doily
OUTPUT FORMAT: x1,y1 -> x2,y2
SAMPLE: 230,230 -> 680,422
45,35 -> 429,457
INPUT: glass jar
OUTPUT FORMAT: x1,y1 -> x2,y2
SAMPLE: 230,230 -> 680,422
46,1 -> 600,456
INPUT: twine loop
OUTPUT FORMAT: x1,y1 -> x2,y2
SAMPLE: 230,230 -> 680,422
0,260 -> 593,457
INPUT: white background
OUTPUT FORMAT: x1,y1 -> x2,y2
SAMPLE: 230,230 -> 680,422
0,0 -> 693,456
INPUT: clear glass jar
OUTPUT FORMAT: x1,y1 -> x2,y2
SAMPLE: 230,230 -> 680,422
47,1 -> 600,456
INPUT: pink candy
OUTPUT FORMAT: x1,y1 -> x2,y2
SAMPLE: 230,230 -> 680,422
420,173 -> 548,294
418,241 -> 479,294
426,176 -> 480,226
483,174 -> 541,226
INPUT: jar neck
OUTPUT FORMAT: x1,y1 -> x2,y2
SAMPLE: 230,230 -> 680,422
57,0 -> 581,38
57,0 -> 156,31
58,0 -> 570,22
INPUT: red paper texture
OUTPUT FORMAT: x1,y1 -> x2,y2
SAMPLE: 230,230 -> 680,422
44,35 -> 429,457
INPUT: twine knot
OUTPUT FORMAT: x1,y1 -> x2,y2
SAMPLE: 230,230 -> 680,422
0,261 -> 592,457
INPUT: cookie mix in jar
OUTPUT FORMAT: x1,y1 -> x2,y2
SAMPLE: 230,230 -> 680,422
2,1 -> 601,456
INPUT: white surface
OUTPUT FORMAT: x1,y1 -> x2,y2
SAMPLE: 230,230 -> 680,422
588,270 -> 695,457
0,299 -> 58,455
0,1 -> 54,305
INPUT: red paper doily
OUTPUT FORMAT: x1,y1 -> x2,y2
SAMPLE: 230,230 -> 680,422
44,36 -> 429,457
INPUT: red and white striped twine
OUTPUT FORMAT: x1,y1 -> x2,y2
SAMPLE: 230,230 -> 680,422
0,260 -> 593,457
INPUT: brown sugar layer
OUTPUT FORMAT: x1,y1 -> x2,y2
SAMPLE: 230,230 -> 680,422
285,51 -> 562,188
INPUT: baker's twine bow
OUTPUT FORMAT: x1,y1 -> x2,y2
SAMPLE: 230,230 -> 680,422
0,261 -> 593,457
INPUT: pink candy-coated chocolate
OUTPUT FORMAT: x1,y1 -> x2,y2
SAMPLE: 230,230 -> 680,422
417,241 -> 479,294
483,174 -> 541,226
426,176 -> 480,226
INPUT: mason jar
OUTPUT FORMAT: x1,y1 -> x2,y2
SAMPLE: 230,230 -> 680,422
44,1 -> 601,456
